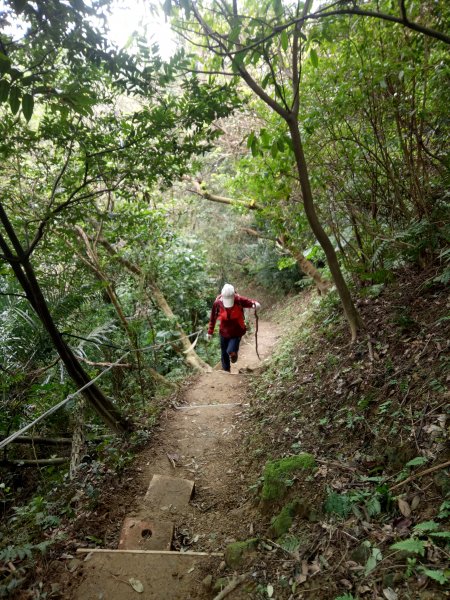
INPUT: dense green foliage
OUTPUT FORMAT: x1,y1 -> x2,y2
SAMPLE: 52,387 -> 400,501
0,1 -> 449,597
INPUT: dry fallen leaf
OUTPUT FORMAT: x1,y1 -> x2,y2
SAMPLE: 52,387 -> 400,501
129,578 -> 144,593
398,498 -> 411,517
383,588 -> 398,600
411,495 -> 420,511
267,584 -> 274,597
301,560 -> 309,576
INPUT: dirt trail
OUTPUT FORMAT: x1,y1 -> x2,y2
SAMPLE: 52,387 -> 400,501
73,318 -> 280,600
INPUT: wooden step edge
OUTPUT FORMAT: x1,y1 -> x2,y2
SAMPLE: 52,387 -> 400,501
76,548 -> 223,557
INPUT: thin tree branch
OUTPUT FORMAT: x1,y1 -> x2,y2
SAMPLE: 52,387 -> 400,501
207,4 -> 449,59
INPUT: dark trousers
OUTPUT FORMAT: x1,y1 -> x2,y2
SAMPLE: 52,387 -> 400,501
220,335 -> 241,372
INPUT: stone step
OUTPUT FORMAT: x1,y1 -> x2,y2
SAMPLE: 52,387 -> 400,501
144,474 -> 195,510
74,551 -> 220,600
118,517 -> 174,551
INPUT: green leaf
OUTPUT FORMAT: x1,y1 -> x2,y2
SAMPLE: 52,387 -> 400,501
419,567 -> 448,585
247,131 -> 255,149
413,520 -> 439,533
391,538 -> 425,556
261,73 -> 271,89
281,30 -> 289,52
364,547 -> 382,575
366,496 -> 381,517
229,26 -> 241,43
405,456 -> 428,468
9,68 -> 22,81
429,532 -> 450,539
270,140 -> 278,158
231,51 -> 246,73
260,128 -> 270,146
22,93 -> 34,121
9,87 -> 21,114
0,78 -> 9,102
273,0 -> 283,17
0,52 -> 11,74
310,48 -> 319,69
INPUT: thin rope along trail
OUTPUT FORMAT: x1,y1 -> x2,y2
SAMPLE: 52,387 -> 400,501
0,328 -> 204,451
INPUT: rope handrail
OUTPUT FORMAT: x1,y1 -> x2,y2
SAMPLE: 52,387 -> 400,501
0,328 -> 204,451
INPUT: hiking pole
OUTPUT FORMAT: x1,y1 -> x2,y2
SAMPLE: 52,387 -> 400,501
254,308 -> 261,360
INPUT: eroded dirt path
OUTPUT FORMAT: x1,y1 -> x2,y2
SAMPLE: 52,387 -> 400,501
73,319 -> 280,599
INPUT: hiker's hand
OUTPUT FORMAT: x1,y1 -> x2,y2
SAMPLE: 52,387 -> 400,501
206,333 -> 212,342
254,302 -> 261,311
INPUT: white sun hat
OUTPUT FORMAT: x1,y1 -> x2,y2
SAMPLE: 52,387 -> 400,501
221,283 -> 235,307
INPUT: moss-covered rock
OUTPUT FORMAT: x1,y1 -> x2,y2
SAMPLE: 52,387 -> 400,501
270,502 -> 295,537
261,453 -> 316,502
224,538 -> 259,568
270,500 -> 309,537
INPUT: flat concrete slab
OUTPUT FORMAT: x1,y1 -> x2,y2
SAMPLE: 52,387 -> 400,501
118,517 -> 174,551
73,552 -> 217,600
144,474 -> 194,509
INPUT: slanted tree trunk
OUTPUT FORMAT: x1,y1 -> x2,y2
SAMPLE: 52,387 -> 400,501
187,178 -> 261,210
95,236 -> 211,372
241,226 -> 331,295
279,236 -> 331,296
287,119 -> 363,339
0,204 -> 132,434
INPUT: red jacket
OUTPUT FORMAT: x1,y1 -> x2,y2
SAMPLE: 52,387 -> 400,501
208,294 -> 258,338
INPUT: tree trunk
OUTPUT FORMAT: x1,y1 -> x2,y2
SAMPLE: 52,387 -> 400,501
277,234 -> 331,295
287,120 -> 363,340
0,205 -> 132,434
148,284 -> 211,372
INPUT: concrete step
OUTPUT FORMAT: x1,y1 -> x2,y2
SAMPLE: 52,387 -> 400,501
144,474 -> 195,509
118,517 -> 174,551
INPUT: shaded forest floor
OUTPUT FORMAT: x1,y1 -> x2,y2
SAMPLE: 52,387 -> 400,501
3,266 -> 449,599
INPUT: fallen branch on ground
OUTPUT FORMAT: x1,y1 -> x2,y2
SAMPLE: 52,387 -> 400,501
212,573 -> 251,600
389,460 -> 450,492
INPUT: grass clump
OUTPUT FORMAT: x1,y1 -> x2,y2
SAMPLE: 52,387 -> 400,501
261,453 -> 316,502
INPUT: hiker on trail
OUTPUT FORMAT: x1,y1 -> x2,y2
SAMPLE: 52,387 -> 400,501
207,284 -> 261,372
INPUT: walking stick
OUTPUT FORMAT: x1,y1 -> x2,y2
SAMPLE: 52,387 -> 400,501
254,309 -> 261,360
